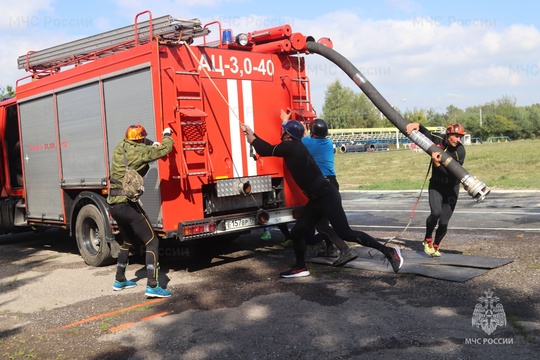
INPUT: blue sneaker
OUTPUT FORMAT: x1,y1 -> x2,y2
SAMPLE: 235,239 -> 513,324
145,285 -> 172,298
113,280 -> 137,291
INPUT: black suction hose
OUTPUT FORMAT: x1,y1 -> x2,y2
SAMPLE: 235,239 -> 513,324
306,40 -> 490,200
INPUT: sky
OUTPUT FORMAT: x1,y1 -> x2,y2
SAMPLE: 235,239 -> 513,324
1,0 -> 540,114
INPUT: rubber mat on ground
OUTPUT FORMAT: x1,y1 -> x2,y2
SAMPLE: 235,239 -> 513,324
306,247 -> 513,282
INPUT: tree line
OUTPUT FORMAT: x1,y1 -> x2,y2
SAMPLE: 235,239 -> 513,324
321,80 -> 540,141
0,85 -> 15,100
4,80 -> 540,141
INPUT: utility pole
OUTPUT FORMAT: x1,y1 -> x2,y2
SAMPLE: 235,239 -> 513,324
479,108 -> 483,127
394,98 -> 406,149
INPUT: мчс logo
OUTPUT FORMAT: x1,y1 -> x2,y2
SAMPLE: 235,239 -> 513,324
472,288 -> 507,335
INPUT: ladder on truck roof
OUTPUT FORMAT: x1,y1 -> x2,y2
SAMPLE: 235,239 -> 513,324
17,14 -> 210,71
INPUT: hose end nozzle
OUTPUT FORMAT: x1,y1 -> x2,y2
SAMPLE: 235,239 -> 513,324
462,174 -> 491,201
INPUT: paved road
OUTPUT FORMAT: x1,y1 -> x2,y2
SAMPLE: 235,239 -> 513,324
341,189 -> 540,233
0,190 -> 539,359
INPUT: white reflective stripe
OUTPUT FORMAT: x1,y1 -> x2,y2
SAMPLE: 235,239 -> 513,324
242,80 -> 257,176
227,79 -> 243,177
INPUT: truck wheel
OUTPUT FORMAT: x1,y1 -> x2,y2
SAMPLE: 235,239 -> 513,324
75,204 -> 114,267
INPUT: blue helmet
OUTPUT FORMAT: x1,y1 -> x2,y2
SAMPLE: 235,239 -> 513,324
282,120 -> 304,140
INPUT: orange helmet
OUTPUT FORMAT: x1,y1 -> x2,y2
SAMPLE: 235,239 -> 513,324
446,123 -> 466,136
125,124 -> 148,140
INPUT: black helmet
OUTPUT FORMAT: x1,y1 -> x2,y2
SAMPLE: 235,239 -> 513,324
282,120 -> 304,140
311,118 -> 328,137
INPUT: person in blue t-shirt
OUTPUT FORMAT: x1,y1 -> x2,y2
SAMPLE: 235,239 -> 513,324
301,118 -> 358,267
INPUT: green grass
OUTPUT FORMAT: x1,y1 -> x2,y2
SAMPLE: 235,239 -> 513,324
335,139 -> 540,190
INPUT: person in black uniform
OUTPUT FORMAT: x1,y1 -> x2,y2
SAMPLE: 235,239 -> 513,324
406,122 -> 467,257
241,120 -> 404,278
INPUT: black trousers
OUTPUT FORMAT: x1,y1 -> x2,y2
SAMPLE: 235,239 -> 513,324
290,182 -> 385,267
426,184 -> 459,246
109,201 -> 160,287
313,175 -> 349,251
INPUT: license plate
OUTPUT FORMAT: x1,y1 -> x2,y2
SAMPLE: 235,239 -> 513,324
225,216 -> 257,230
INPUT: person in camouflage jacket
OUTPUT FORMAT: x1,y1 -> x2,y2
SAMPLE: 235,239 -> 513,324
107,124 -> 174,298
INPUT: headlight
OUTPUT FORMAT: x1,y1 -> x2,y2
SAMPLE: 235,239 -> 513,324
235,33 -> 249,46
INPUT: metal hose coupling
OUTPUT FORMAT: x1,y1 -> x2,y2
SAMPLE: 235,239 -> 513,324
461,174 -> 491,201
408,130 -> 434,152
409,130 -> 491,201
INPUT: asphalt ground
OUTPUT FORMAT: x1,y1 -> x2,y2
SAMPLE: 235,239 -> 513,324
0,190 -> 539,359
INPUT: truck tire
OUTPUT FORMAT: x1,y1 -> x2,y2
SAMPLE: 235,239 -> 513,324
75,204 -> 115,267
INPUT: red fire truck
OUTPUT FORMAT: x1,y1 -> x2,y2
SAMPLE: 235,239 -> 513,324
0,11 -> 318,266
